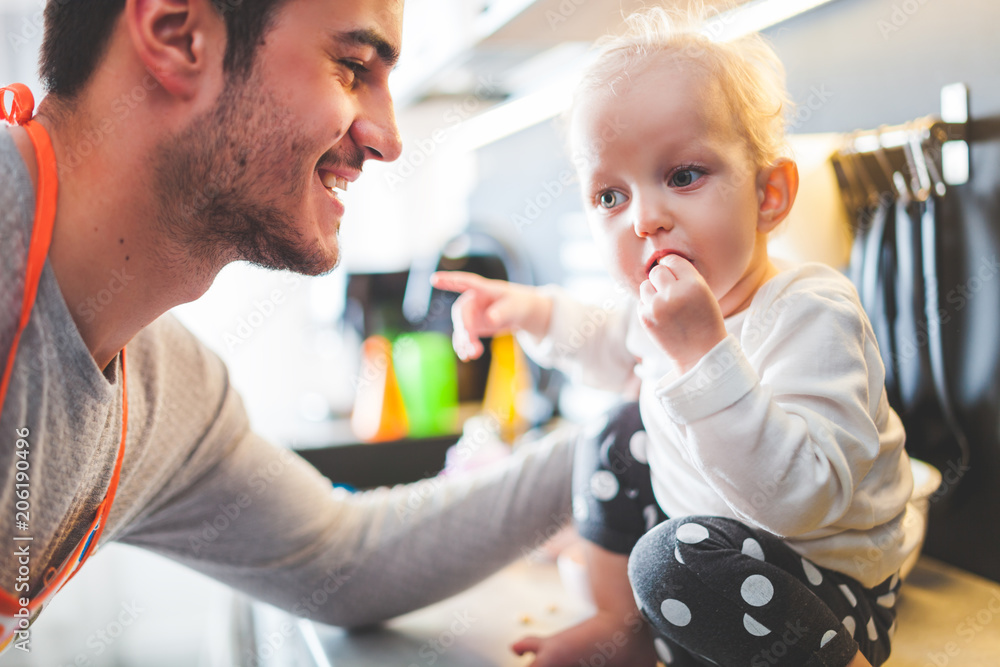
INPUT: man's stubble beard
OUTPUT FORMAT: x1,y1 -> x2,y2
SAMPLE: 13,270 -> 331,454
151,69 -> 340,277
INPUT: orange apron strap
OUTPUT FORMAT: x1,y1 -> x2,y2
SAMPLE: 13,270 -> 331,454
0,85 -> 59,414
1,82 -> 128,627
19,349 -> 127,612
0,590 -> 21,617
0,352 -> 127,619
1,83 -> 34,124
75,349 -> 128,568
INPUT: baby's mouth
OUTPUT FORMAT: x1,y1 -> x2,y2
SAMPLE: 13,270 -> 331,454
646,251 -> 692,277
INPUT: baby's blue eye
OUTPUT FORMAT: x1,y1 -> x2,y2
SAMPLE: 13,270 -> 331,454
599,191 -> 625,209
670,169 -> 703,187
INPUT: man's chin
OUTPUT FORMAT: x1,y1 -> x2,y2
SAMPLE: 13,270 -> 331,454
244,236 -> 339,276
285,245 -> 340,277
311,237 -> 341,275
297,252 -> 340,277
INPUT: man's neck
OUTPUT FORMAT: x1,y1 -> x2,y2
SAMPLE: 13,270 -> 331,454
8,106 -> 218,372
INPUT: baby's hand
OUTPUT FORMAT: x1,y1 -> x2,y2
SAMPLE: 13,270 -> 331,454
430,271 -> 552,361
511,611 -> 657,667
638,254 -> 726,374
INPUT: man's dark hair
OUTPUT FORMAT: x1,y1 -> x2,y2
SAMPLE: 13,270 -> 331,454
40,0 -> 291,99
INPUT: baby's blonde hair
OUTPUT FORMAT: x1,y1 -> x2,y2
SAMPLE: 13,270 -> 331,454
573,5 -> 793,169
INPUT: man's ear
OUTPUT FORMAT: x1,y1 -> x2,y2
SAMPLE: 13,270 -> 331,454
125,0 -> 222,99
756,158 -> 799,233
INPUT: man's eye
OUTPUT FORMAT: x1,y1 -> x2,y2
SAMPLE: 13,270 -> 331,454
598,190 -> 626,209
670,169 -> 704,188
338,60 -> 367,84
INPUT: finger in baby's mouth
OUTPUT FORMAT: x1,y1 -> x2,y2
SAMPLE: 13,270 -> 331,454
646,250 -> 693,276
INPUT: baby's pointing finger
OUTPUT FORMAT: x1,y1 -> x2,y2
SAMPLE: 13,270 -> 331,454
430,271 -> 485,294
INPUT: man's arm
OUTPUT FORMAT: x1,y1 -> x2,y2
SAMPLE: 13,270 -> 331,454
117,419 -> 576,628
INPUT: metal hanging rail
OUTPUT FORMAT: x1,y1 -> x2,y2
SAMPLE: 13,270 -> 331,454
830,83 -> 970,214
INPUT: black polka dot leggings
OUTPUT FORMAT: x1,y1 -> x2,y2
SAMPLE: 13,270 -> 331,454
573,402 -> 901,667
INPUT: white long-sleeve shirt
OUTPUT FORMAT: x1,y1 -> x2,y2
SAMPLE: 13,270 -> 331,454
522,263 -> 922,587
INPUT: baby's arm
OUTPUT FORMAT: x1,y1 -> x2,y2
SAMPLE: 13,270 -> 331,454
430,271 -> 553,360
512,542 -> 656,667
654,283 -> 907,540
433,273 -> 638,392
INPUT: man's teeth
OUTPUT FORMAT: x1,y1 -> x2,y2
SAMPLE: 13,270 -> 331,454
320,172 -> 349,192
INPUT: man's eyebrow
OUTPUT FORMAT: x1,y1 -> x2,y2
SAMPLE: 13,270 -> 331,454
331,29 -> 400,69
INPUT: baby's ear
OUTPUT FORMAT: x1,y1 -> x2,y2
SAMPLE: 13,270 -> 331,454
756,159 -> 799,233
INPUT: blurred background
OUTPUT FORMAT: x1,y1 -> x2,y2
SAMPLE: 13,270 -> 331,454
2,0 -> 1000,663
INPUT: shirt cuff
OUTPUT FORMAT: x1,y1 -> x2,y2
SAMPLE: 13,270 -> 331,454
654,335 -> 758,424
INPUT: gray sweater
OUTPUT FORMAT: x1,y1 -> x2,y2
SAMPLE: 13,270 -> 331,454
0,129 -> 574,627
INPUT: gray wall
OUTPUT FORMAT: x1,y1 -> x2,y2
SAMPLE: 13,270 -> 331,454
768,0 -> 1000,131
468,118 -> 580,289
0,10 -> 44,94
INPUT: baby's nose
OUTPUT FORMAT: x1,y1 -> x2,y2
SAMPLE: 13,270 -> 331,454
633,202 -> 674,237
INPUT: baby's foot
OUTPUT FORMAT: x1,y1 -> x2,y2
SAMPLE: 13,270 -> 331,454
512,610 -> 657,667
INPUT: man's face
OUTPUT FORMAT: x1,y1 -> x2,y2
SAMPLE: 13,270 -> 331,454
154,0 -> 403,276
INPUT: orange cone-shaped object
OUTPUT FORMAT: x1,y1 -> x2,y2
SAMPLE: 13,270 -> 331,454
351,335 -> 409,442
482,333 -> 531,443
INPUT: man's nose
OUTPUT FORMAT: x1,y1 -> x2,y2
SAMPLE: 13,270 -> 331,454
350,90 -> 403,163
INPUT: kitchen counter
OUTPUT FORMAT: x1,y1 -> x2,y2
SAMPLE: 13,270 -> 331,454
236,554 -> 1000,666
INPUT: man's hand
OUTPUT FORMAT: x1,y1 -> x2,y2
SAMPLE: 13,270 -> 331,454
637,255 -> 727,374
430,271 -> 553,361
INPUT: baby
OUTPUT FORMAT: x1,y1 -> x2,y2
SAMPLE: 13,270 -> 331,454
433,8 -> 918,667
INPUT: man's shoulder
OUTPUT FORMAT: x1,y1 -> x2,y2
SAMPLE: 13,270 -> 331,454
131,313 -> 228,382
124,313 -> 236,427
0,128 -> 33,231
123,313 -> 249,464
1,128 -> 35,346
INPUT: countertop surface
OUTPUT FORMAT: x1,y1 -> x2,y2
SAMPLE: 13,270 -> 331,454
248,555 -> 587,667
245,555 -> 1000,667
